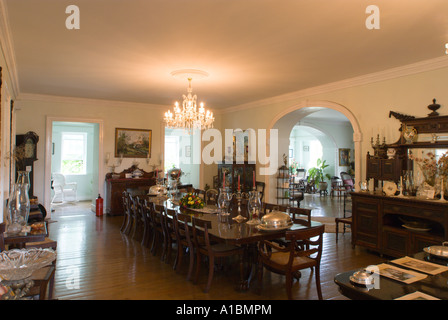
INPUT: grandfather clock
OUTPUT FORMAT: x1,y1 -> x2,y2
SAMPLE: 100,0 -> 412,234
15,131 -> 39,200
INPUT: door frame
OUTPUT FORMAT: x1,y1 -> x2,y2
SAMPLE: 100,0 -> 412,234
44,116 -> 104,217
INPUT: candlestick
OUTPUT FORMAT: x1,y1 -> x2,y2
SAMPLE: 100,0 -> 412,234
238,175 -> 240,191
253,171 -> 255,189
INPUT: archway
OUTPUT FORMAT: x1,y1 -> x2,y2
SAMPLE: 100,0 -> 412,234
263,100 -> 362,203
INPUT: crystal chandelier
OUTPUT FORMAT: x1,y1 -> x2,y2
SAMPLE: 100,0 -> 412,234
164,73 -> 214,134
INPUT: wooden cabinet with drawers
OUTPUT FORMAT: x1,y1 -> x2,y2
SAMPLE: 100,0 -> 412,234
352,192 -> 448,257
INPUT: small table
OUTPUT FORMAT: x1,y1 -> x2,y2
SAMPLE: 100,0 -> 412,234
4,225 -> 47,249
334,252 -> 448,300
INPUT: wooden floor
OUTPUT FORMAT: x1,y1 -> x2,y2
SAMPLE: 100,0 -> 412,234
48,194 -> 386,300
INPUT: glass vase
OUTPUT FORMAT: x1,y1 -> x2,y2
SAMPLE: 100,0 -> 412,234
217,188 -> 231,223
247,190 -> 262,225
7,183 -> 30,234
16,171 -> 30,191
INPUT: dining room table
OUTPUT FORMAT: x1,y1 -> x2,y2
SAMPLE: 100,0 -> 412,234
145,194 -> 322,290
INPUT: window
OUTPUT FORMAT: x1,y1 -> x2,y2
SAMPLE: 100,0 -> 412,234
164,135 -> 180,170
61,133 -> 87,175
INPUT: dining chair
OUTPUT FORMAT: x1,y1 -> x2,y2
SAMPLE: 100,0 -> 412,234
191,217 -> 245,293
205,188 -> 218,205
335,192 -> 353,246
194,189 -> 206,201
161,207 -> 177,265
120,191 -> 130,233
122,192 -> 134,236
129,195 -> 143,241
143,199 -> 157,249
172,212 -> 195,280
141,199 -> 153,248
255,181 -> 265,202
150,203 -> 166,258
257,224 -> 325,300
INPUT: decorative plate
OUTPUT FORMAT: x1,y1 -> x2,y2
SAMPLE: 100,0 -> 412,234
383,181 -> 397,196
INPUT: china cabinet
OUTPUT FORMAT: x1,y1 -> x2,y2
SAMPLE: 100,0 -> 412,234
217,162 -> 256,193
105,165 -> 156,215
353,100 -> 448,257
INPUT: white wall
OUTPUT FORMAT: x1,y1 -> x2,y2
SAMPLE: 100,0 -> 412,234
219,64 -> 448,203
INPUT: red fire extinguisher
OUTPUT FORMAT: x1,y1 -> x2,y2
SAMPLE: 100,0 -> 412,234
96,194 -> 103,217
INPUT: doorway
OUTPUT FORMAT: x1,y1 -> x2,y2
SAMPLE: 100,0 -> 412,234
44,117 -> 104,217
264,101 -> 361,204
164,128 -> 200,187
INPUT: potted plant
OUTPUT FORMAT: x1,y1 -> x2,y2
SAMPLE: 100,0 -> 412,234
307,158 -> 332,192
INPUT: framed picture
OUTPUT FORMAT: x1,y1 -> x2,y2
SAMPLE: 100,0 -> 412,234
115,128 -> 152,158
339,148 -> 350,166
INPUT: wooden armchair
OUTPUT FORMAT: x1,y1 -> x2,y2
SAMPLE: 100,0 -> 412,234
257,224 -> 325,300
191,217 -> 245,293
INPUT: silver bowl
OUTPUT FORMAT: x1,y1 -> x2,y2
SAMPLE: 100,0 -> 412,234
260,211 -> 292,229
168,168 -> 182,180
0,248 -> 56,281
149,185 -> 167,195
424,242 -> 448,259
350,270 -> 375,286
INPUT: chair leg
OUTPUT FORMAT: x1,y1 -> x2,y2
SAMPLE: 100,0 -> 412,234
120,214 -> 128,233
315,266 -> 323,300
187,247 -> 194,281
285,273 -> 293,300
335,220 -> 339,242
204,255 -> 215,293
194,252 -> 202,284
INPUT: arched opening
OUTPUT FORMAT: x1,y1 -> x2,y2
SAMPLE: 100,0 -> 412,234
263,101 -> 362,204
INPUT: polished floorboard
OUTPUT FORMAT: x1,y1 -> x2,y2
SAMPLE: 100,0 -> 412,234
48,194 -> 386,300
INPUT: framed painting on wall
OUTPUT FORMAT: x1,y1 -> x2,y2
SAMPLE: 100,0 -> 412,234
115,128 -> 152,158
339,148 -> 350,166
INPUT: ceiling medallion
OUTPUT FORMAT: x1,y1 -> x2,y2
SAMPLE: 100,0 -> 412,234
164,69 -> 214,134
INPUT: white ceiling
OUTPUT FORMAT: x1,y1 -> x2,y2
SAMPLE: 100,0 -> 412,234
4,0 -> 448,110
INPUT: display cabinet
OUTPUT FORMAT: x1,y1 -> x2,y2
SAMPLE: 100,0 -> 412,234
354,99 -> 448,257
105,165 -> 156,215
217,162 -> 256,193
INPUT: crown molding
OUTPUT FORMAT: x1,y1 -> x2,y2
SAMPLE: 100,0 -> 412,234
0,0 -> 19,98
17,92 -> 171,111
219,56 -> 448,114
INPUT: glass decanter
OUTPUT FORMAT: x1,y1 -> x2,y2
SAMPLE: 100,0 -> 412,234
7,183 -> 30,234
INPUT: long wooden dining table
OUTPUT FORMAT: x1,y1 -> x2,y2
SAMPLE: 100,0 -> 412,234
145,195 -> 322,290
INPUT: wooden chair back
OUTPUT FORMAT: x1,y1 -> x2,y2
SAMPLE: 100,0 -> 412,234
255,181 -> 265,202
284,225 -> 324,265
289,207 -> 312,227
258,224 -> 325,299
262,202 -> 311,225
173,212 -> 193,249
205,189 -> 218,205
191,217 -> 212,252
193,189 -> 206,201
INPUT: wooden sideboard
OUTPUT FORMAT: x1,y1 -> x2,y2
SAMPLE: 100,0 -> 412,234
105,166 -> 156,215
351,192 -> 447,258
